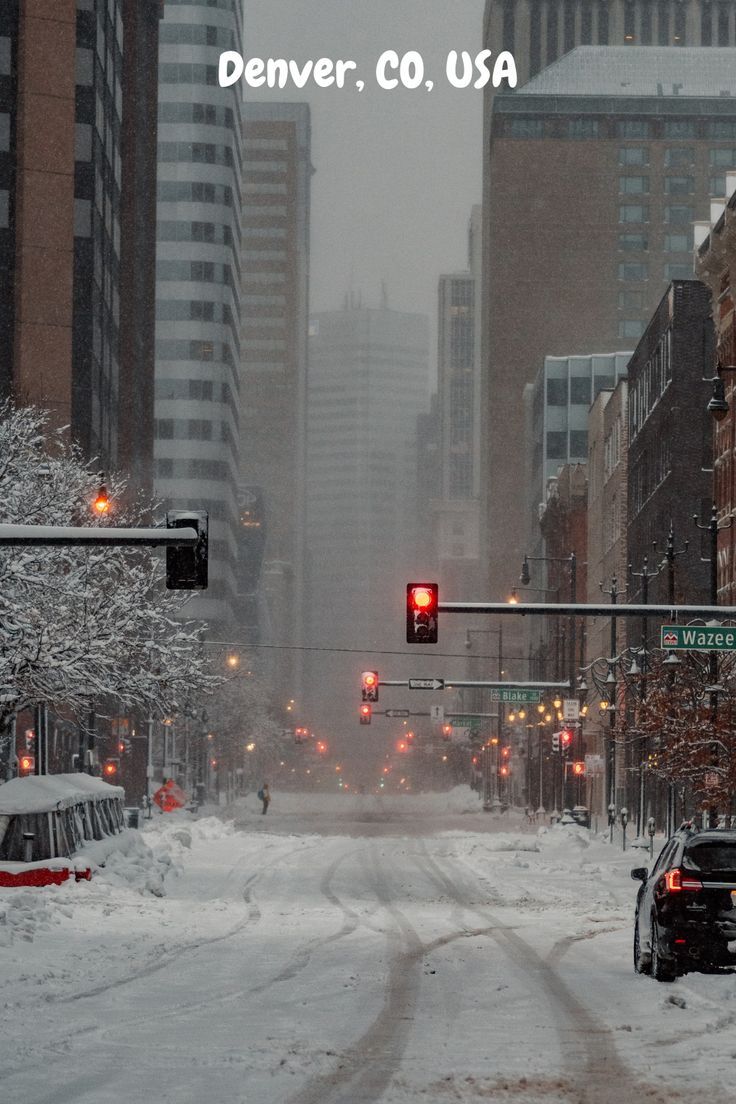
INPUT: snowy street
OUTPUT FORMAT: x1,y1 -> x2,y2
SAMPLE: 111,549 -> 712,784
2,789 -> 736,1104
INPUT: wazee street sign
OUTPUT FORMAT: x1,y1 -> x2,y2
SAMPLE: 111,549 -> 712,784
661,625 -> 736,651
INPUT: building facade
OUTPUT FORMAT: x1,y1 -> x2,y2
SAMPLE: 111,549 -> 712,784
305,306 -> 430,739
626,280 -> 713,606
483,46 -> 736,604
154,0 -> 244,627
239,102 -> 312,699
0,0 -> 160,488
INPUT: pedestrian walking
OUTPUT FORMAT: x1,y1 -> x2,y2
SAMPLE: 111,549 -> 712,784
258,782 -> 271,815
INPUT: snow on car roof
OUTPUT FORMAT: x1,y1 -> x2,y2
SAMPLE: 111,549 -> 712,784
0,772 -> 124,815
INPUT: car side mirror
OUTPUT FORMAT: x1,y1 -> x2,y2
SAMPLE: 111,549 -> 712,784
630,867 -> 648,882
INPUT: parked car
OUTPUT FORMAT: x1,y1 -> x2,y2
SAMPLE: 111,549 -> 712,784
632,823 -> 736,981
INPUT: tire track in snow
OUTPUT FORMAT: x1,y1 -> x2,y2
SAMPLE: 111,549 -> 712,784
417,842 -> 712,1104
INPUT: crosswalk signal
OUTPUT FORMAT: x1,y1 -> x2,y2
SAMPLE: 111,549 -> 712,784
102,758 -> 120,779
359,704 -> 372,725
166,510 -> 209,590
406,583 -> 439,644
551,732 -> 560,753
572,760 -> 585,776
361,671 -> 379,702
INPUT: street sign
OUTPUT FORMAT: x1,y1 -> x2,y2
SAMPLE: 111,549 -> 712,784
661,624 -> 736,651
585,754 -> 604,775
430,704 -> 445,724
489,688 -> 541,703
563,699 -> 580,721
385,709 -> 410,718
408,678 -> 444,690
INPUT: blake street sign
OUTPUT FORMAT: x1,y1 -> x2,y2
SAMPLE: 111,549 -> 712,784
408,678 -> 444,690
489,688 -> 542,704
661,625 -> 736,651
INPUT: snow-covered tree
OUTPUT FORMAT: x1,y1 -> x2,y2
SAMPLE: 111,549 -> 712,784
0,402 -> 220,765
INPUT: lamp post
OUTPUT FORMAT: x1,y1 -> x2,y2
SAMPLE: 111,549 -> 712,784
466,625 -> 504,811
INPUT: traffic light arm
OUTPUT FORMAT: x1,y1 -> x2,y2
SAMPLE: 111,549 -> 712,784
437,600 -> 734,618
0,523 -> 198,548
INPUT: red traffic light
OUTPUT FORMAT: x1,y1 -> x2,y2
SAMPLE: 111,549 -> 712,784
499,765 -> 510,777
19,754 -> 35,774
102,758 -> 119,778
406,583 -> 439,644
361,670 -> 379,702
359,704 -> 372,725
560,728 -> 574,747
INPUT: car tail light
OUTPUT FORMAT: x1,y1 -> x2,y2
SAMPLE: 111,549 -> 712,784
665,868 -> 703,893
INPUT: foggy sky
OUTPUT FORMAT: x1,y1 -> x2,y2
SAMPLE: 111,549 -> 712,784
243,0 -> 485,335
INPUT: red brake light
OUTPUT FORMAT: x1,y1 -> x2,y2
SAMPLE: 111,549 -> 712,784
664,868 -> 703,892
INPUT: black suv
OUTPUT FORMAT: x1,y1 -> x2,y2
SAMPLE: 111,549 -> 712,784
632,825 -> 736,981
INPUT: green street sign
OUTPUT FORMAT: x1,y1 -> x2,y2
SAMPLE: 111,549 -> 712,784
450,716 -> 480,727
661,625 -> 736,651
489,688 -> 542,703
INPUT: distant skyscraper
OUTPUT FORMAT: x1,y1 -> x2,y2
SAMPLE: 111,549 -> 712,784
305,306 -> 430,731
154,0 -> 244,627
0,0 -> 161,488
482,46 -> 736,599
239,103 -> 312,698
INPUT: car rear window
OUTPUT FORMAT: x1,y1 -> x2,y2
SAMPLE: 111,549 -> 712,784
683,842 -> 736,872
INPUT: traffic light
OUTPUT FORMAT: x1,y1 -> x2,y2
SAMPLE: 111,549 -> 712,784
18,754 -> 35,775
361,671 -> 379,702
406,583 -> 439,644
166,510 -> 209,590
551,732 -> 560,753
560,728 -> 574,754
359,704 -> 372,725
102,757 -> 120,779
441,724 -> 452,741
572,760 -> 585,776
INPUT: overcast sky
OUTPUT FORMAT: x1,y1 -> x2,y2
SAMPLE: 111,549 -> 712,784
243,1 -> 485,328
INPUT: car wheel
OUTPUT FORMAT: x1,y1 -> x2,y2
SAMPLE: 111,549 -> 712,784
650,918 -> 677,982
634,915 -> 651,975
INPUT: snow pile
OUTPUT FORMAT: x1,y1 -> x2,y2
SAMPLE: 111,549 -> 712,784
0,889 -> 65,945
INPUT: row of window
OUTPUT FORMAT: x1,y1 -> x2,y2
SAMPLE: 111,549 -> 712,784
619,232 -> 692,252
546,430 -> 588,461
156,258 -> 236,289
619,147 -> 736,168
156,299 -> 235,326
159,63 -> 218,87
154,457 -> 231,482
619,204 -> 696,224
506,119 -> 736,141
158,141 -> 234,168
159,22 -> 234,48
155,338 -> 235,366
159,101 -> 235,129
157,219 -> 236,246
154,417 -> 233,444
619,176 -> 699,195
618,261 -> 693,281
157,181 -> 234,207
629,329 -> 673,439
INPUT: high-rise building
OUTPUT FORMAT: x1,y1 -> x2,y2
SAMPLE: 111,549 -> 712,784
305,306 -> 430,735
239,103 -> 312,698
484,0 -> 736,88
154,0 -> 244,627
0,0 -> 161,489
434,207 -> 483,600
482,46 -> 736,599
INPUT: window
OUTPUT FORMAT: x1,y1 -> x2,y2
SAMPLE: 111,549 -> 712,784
619,147 -> 649,165
569,430 -> 588,456
619,204 -> 648,223
546,431 -> 567,460
708,121 -> 736,140
664,176 -> 694,195
664,262 -> 693,280
664,233 -> 690,252
570,376 -> 591,404
619,175 -> 648,194
664,147 -> 694,167
710,149 -> 736,167
619,233 -> 648,251
618,319 -> 645,338
664,120 -> 695,139
664,205 -> 694,225
508,118 -> 544,138
155,419 -> 174,439
617,120 -> 650,138
619,290 -> 643,310
710,174 -> 727,195
568,118 -> 599,139
619,262 -> 647,280
0,189 -> 8,229
547,378 -> 567,405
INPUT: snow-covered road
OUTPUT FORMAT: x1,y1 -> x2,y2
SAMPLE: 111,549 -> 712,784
2,788 -> 736,1103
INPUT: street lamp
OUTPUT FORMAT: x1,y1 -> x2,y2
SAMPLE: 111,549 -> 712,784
705,361 -> 736,421
466,626 -> 504,811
